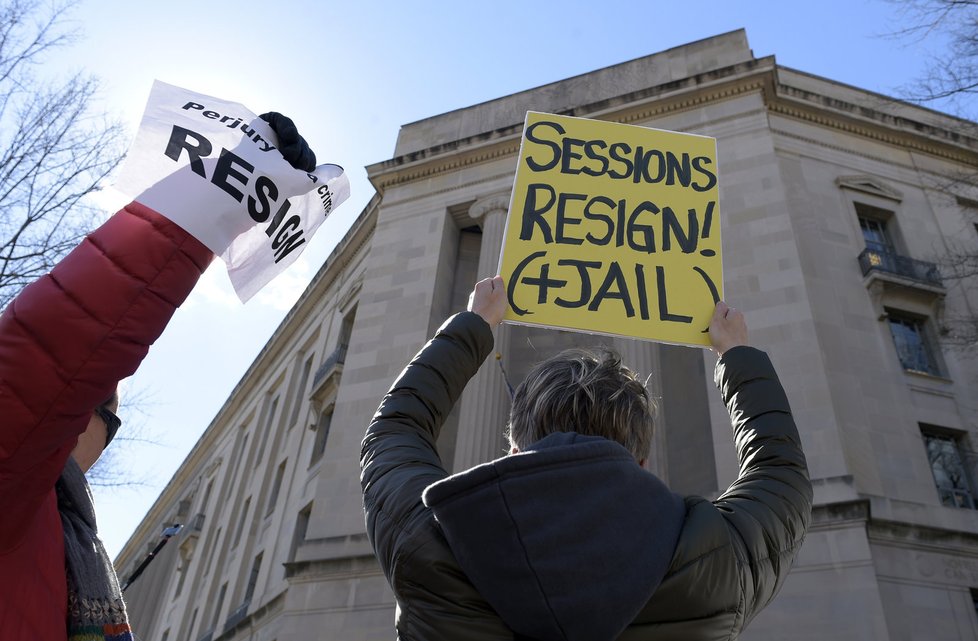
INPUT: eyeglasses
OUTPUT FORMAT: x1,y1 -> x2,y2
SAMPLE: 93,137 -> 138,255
94,405 -> 122,448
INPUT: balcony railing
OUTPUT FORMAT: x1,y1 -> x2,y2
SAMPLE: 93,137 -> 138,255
223,600 -> 250,633
858,244 -> 943,287
312,344 -> 348,388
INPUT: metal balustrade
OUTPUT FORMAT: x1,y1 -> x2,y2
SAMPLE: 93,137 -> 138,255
312,344 -> 348,388
858,244 -> 943,287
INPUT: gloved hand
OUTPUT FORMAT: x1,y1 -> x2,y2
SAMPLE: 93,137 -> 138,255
259,112 -> 317,172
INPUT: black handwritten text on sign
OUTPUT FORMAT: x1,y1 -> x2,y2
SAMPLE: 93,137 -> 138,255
498,112 -> 722,346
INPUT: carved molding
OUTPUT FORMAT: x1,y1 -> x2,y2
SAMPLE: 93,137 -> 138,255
768,98 -> 978,166
864,271 -> 946,321
369,63 -> 978,194
469,192 -> 511,222
836,175 -> 904,202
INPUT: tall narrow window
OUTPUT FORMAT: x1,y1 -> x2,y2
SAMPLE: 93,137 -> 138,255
887,312 -> 939,375
186,608 -> 198,641
244,552 -> 263,604
309,410 -> 332,466
922,428 -> 976,509
289,503 -> 313,563
199,479 -> 214,515
858,217 -> 891,252
266,460 -> 287,517
211,582 -> 227,630
288,357 -> 313,427
855,203 -> 895,252
202,528 -> 222,577
255,396 -> 280,462
173,559 -> 189,598
232,496 -> 251,548
339,305 -> 357,350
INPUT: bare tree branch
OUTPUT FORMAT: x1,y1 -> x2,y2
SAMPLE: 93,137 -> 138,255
0,0 -> 126,309
88,385 -> 164,489
887,0 -> 978,117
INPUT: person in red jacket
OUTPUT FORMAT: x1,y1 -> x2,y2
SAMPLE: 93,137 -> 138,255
0,113 -> 316,641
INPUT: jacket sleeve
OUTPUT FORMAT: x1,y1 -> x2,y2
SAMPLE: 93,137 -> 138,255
360,312 -> 493,581
0,202 -> 213,553
712,345 -> 813,625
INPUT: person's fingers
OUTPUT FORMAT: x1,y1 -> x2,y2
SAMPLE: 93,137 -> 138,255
713,301 -> 729,322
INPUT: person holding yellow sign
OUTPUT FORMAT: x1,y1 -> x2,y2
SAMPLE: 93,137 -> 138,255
361,275 -> 812,641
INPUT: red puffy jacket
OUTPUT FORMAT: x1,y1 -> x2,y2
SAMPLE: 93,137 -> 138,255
0,203 -> 212,639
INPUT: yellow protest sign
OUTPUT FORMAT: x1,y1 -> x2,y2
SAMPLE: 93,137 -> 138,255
499,112 -> 722,347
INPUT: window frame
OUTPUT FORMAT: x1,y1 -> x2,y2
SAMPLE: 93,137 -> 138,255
886,309 -> 942,376
921,426 -> 977,510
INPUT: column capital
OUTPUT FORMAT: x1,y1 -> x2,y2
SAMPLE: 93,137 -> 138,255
469,191 -> 511,223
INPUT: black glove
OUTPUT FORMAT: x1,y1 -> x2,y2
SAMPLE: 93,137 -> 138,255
259,112 -> 317,172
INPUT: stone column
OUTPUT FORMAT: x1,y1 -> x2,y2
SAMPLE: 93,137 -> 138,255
453,193 -> 513,470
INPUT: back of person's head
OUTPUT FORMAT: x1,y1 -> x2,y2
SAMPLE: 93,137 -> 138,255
507,349 -> 655,462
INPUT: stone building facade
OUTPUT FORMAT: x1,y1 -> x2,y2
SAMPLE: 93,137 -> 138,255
116,30 -> 978,640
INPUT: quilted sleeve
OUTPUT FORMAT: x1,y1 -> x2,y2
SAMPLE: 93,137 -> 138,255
360,312 -> 493,584
0,202 -> 213,552
712,346 -> 813,627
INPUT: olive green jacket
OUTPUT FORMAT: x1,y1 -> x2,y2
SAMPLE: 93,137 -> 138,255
361,312 -> 812,640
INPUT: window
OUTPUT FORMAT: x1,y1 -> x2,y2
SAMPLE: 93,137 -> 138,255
289,503 -> 313,563
339,305 -> 357,349
266,460 -> 287,517
203,528 -> 222,577
232,429 -> 250,473
199,479 -> 214,515
856,203 -> 895,252
232,497 -> 251,548
288,357 -> 313,427
186,608 -> 198,641
211,583 -> 227,630
887,312 -> 940,375
859,216 -> 891,252
255,396 -> 280,462
309,409 -> 332,466
174,559 -> 189,598
922,428 -> 976,509
244,553 -> 263,603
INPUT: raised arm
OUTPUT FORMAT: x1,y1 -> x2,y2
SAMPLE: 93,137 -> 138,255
0,203 -> 213,552
708,303 -> 813,622
360,276 -> 504,580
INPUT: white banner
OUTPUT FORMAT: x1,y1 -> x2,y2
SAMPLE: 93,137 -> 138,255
114,80 -> 350,302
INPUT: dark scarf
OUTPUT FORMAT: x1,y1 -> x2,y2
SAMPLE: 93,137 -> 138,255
56,457 -> 133,641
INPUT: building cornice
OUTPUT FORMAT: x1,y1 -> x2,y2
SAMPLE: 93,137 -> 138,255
812,499 -> 978,554
768,80 -> 978,167
367,59 -> 978,194
366,58 -> 778,193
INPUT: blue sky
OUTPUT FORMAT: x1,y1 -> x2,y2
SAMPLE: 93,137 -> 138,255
40,0 -> 963,558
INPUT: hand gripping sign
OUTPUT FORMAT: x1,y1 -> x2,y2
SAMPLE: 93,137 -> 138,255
498,112 -> 722,347
114,81 -> 350,302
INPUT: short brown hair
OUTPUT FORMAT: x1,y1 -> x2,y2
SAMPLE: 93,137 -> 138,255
506,349 -> 655,461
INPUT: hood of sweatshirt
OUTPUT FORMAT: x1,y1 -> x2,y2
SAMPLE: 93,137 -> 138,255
422,432 -> 685,641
